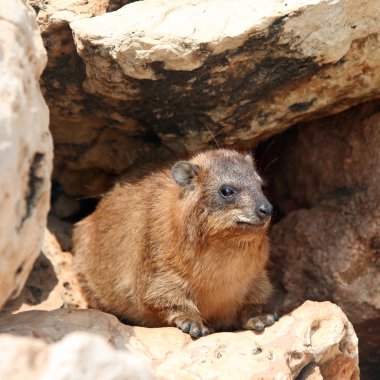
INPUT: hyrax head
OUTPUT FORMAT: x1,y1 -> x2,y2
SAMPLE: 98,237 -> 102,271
171,149 -> 272,237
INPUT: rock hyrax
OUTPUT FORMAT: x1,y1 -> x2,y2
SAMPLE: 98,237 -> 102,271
73,149 -> 276,337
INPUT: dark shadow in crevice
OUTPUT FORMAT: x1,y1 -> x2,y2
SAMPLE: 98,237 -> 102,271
0,252 -> 58,317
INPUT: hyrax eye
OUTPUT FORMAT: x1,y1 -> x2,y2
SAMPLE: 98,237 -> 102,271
220,186 -> 236,198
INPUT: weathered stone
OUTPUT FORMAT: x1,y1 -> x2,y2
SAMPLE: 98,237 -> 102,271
0,332 -> 153,380
0,0 -> 52,308
154,301 -> 359,380
0,229 -> 86,316
29,0 -> 168,196
0,301 -> 359,379
269,100 -> 380,377
40,0 -> 380,196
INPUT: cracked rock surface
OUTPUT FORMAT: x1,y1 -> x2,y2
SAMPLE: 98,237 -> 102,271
0,0 -> 53,308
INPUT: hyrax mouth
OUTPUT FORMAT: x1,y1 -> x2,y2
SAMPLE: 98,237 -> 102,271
236,218 -> 269,230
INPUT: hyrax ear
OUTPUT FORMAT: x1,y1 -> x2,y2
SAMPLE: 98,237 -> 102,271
171,161 -> 199,187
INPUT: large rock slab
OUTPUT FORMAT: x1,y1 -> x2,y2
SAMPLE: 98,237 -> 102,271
0,0 -> 53,308
0,301 -> 359,379
269,100 -> 380,377
0,332 -> 153,380
40,0 -> 380,196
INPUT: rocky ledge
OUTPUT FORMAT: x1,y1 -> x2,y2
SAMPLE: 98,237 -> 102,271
0,301 -> 359,380
34,0 -> 380,196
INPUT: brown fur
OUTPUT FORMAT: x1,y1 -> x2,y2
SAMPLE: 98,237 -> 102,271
73,149 -> 274,335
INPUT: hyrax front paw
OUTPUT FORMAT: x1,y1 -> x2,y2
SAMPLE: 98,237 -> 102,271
242,312 -> 278,331
175,318 -> 210,338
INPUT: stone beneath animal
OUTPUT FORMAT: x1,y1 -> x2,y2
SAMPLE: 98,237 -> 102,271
73,149 -> 277,338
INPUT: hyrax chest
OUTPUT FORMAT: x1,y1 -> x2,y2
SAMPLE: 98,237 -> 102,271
188,245 -> 257,325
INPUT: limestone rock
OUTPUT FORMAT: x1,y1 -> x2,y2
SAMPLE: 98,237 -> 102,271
0,301 -> 359,379
0,0 -> 53,308
0,229 -> 86,316
0,332 -> 153,380
153,301 -> 359,380
269,100 -> 380,376
29,0 -> 153,196
40,0 -> 380,196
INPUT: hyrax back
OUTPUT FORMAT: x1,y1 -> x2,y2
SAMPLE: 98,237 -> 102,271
73,149 -> 276,337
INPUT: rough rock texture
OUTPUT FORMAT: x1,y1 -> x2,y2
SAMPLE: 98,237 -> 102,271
0,0 -> 53,309
269,100 -> 380,377
33,0 -> 380,196
0,332 -> 153,380
0,228 -> 86,317
28,0 -> 147,196
0,301 -> 359,380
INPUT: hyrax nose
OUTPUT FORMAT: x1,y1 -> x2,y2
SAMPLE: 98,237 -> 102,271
258,202 -> 273,219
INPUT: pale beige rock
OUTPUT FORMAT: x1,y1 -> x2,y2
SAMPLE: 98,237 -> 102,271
72,0 -> 352,79
153,301 -> 359,380
0,332 -> 153,380
0,0 -> 53,308
28,0 -> 135,18
0,229 -> 86,316
0,301 -> 359,379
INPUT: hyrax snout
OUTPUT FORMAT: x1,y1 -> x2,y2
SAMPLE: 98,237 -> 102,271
73,149 -> 277,338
